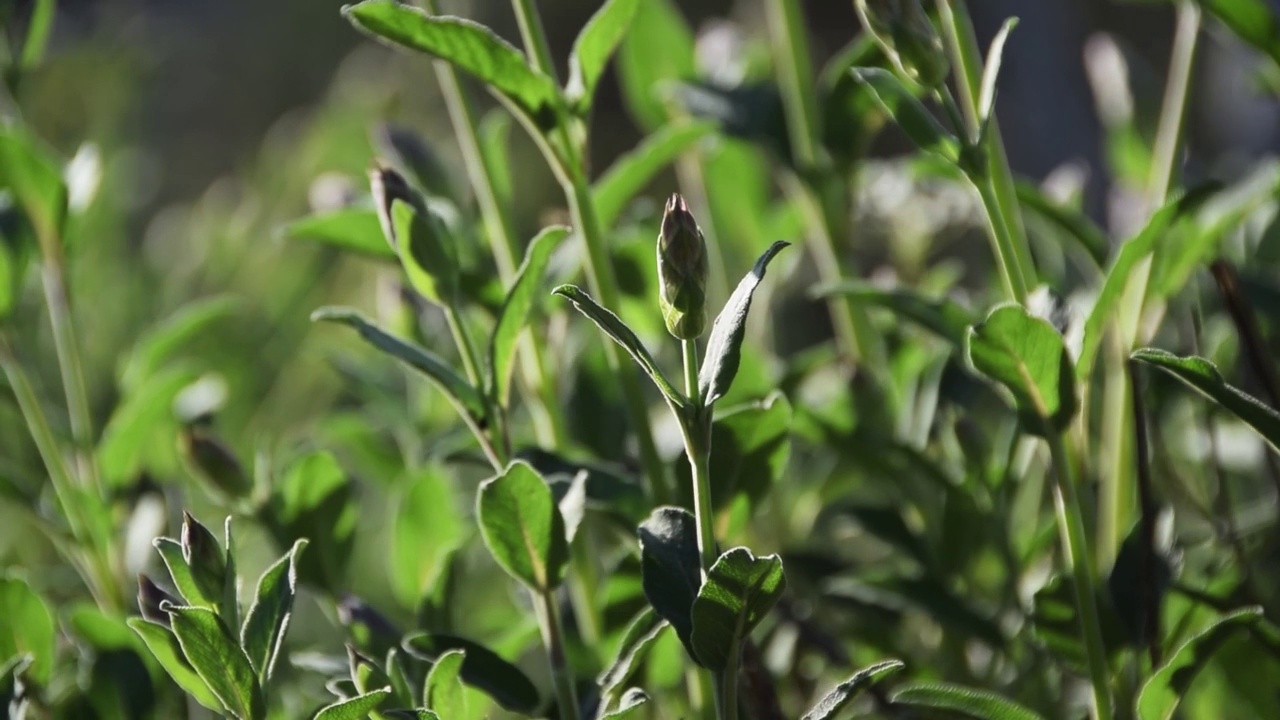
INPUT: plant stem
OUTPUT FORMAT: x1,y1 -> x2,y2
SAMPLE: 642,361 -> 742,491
510,0 -> 671,505
764,0 -> 882,364
719,644 -> 741,720
41,261 -> 101,494
536,588 -> 580,720
681,339 -> 717,576
1149,1 -> 1201,208
935,0 -> 1037,299
443,304 -> 482,387
1046,427 -> 1113,720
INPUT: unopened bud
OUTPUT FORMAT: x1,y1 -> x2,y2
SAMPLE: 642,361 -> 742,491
657,194 -> 708,340
369,165 -> 420,253
369,164 -> 459,306
179,420 -> 251,499
137,574 -> 177,627
181,511 -> 228,604
854,0 -> 949,88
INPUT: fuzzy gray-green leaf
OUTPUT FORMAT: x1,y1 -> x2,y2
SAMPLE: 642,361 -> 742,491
476,461 -> 569,591
689,547 -> 786,670
698,241 -> 789,405
164,604 -> 266,720
241,539 -> 307,684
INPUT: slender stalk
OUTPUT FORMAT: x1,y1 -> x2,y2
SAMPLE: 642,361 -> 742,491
974,177 -> 1027,302
1149,1 -> 1201,207
764,0 -> 882,364
681,339 -> 717,576
41,261 -> 101,493
1046,427 -> 1113,720
1127,360 -> 1162,667
537,588 -> 580,720
510,0 -> 671,504
935,0 -> 1035,301
720,643 -> 741,720
443,304 -> 483,387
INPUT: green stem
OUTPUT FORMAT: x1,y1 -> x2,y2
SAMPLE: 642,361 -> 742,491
681,339 -> 717,575
764,0 -> 882,364
536,588 -> 580,720
443,304 -> 483,388
973,174 -> 1028,303
41,261 -> 102,494
719,645 -> 740,720
1149,1 -> 1201,208
936,0 -> 1037,298
1046,428 -> 1113,720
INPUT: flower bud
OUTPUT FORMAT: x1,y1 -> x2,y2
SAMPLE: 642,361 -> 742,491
657,194 -> 708,340
854,0 -> 949,89
369,165 -> 420,253
181,511 -> 228,605
137,574 -> 177,627
179,420 -> 251,499
369,164 -> 460,306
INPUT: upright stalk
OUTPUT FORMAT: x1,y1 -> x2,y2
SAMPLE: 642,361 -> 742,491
510,0 -> 671,505
536,588 -> 580,720
41,260 -> 101,494
682,339 -> 717,575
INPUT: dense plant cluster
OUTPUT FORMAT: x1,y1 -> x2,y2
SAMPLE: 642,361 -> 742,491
4,0 -> 1280,718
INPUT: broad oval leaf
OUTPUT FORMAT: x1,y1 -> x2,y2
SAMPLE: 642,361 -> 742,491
593,120 -> 715,230
689,547 -> 786,671
698,241 -> 790,405
312,306 -> 486,422
800,659 -> 905,720
637,507 -> 702,663
1131,348 -> 1280,453
128,618 -> 224,712
890,682 -> 1046,720
344,0 -> 559,122
476,461 -> 569,591
241,539 -> 308,684
0,577 -> 55,685
1136,607 -> 1264,720
163,604 -> 266,720
314,687 -> 392,720
422,649 -> 468,718
567,0 -> 640,109
489,225 -> 570,406
403,633 -> 540,714
966,303 -> 1077,435
553,284 -> 684,405
279,208 -> 394,260
849,68 -> 960,163
391,467 -> 462,609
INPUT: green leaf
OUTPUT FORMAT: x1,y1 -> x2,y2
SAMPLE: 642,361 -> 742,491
312,307 -> 486,422
1015,181 -> 1108,268
1194,0 -> 1280,70
567,0 -> 640,109
128,618 -> 224,712
849,68 -> 960,162
391,467 -> 462,609
489,225 -> 570,406
890,682 -> 1046,720
0,241 -> 14,319
164,604 -> 266,720
422,649 -> 467,717
699,242 -> 790,405
344,0 -> 559,122
616,0 -> 695,130
689,548 -> 786,671
120,295 -> 243,390
977,19 -> 1018,127
592,121 -> 716,230
240,539 -> 307,684
384,712 -> 440,720
280,208 -> 395,260
476,461 -> 569,591
0,577 -> 54,685
98,366 -> 201,486
1136,607 -> 1264,720
598,609 -> 669,702
1131,348 -> 1280,452
637,507 -> 702,663
0,128 -> 67,249
268,451 -> 357,590
403,633 -> 540,714
19,0 -> 56,67
966,304 -> 1077,435
811,281 -> 975,347
314,687 -> 392,720
154,537 -> 215,608
600,688 -> 649,719
478,110 -> 514,210
553,284 -> 684,405
390,199 -> 458,306
1076,186 -> 1217,380
800,660 -> 905,720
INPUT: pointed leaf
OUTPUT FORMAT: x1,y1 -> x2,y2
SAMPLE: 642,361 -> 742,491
403,633 -> 540,714
164,604 -> 265,720
598,608 -> 668,701
966,304 -> 1077,435
128,618 -> 224,712
344,0 -> 559,122
154,537 -> 215,608
312,306 -> 486,422
689,547 -> 786,671
0,128 -> 67,248
801,660 -> 905,720
0,577 -> 54,685
553,284 -> 683,404
615,0 -> 695,130
593,121 -> 715,229
314,687 -> 392,720
890,682 -> 1046,720
280,208 -> 394,260
637,507 -> 702,663
978,19 -> 1018,125
241,539 -> 307,684
390,199 -> 458,306
422,649 -> 468,717
699,241 -> 790,405
812,281 -> 974,347
489,225 -> 570,405
600,688 -> 649,719
1132,348 -> 1280,453
849,68 -> 960,162
1136,607 -> 1264,720
477,461 -> 569,591
567,0 -> 640,108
